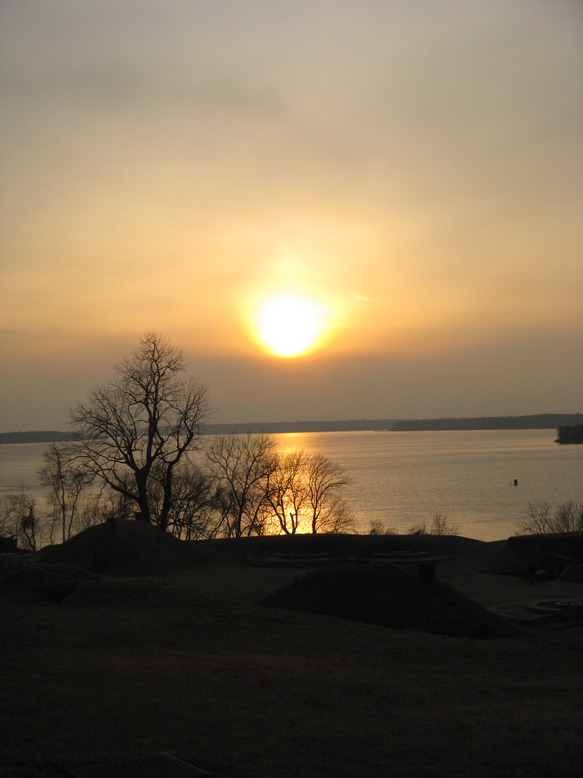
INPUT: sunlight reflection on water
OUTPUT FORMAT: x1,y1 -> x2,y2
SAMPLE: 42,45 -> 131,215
1,430 -> 581,542
271,429 -> 583,541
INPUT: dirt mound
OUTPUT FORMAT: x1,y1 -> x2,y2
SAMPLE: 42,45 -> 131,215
35,519 -> 223,576
262,563 -> 522,639
0,556 -> 105,603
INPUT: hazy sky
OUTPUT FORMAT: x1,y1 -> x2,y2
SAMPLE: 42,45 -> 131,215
1,1 -> 582,431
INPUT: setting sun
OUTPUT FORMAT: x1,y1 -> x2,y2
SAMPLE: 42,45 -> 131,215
257,293 -> 324,358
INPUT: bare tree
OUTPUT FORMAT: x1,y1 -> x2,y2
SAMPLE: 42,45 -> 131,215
66,333 -> 210,531
39,443 -> 93,543
206,436 -> 354,538
515,501 -> 554,535
408,514 -> 459,536
152,463 -> 218,541
368,520 -> 399,535
0,496 -> 15,541
305,453 -> 353,534
20,503 -> 39,550
262,449 -> 354,535
207,434 -> 276,538
0,489 -> 39,550
89,486 -> 135,524
265,450 -> 307,535
430,514 -> 459,536
516,500 -> 583,535
552,501 -> 583,533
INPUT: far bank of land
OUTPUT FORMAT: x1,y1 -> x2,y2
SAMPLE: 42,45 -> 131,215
2,413 -> 583,443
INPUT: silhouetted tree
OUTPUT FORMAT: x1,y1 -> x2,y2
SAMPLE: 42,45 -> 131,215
205,436 -> 353,537
516,501 -> 583,535
0,489 -> 39,550
408,514 -> 459,536
265,450 -> 307,534
515,501 -> 554,535
367,520 -> 398,535
39,443 -> 93,543
207,434 -> 276,537
304,453 -> 352,533
429,514 -> 459,536
150,462 -> 217,540
552,501 -> 583,533
66,333 -> 210,531
265,450 -> 353,535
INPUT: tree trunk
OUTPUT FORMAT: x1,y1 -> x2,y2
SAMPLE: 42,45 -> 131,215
135,472 -> 151,524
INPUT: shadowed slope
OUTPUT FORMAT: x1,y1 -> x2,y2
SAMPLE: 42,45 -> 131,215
262,563 -> 523,639
35,519 -> 224,576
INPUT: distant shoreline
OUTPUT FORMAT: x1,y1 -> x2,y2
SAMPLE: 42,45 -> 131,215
2,413 -> 582,444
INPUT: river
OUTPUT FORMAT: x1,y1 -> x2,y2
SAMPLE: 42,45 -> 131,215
1,429 -> 581,541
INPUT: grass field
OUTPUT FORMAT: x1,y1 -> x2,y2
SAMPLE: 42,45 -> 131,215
1,523 -> 582,777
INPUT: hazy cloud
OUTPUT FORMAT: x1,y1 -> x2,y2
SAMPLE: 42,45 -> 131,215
1,0 -> 582,429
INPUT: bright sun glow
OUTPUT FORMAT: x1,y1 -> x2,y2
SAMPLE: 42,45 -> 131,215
258,293 -> 324,357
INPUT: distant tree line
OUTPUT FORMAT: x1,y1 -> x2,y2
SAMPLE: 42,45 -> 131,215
0,431 -> 75,445
392,414 -> 583,431
0,333 -> 352,550
5,414 -> 583,445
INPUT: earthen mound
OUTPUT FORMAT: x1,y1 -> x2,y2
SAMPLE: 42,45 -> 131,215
262,563 -> 522,639
35,519 -> 222,576
0,557 -> 105,603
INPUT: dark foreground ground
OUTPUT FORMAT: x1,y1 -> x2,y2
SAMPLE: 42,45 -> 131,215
1,523 -> 582,778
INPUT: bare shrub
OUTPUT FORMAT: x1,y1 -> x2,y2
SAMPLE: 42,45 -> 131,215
552,501 -> 583,533
430,514 -> 459,536
515,501 -> 583,535
516,501 -> 553,535
368,520 -> 399,536
408,515 -> 459,536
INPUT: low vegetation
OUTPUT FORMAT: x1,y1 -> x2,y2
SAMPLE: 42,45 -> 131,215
368,514 -> 460,536
408,513 -> 460,536
515,500 -> 583,535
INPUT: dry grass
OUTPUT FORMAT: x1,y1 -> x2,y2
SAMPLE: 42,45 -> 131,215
1,523 -> 583,777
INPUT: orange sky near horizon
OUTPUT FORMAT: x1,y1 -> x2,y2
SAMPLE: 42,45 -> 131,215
1,1 -> 582,430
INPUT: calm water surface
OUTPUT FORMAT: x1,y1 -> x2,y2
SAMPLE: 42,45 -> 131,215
272,429 -> 582,540
1,430 -> 581,541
